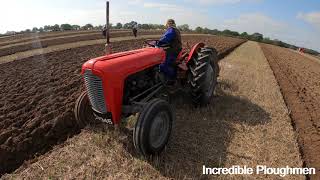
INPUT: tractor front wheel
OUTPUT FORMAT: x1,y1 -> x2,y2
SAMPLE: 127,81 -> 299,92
133,98 -> 174,157
74,91 -> 95,128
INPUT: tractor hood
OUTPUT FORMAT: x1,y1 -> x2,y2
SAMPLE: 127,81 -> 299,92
82,47 -> 165,77
81,47 -> 165,125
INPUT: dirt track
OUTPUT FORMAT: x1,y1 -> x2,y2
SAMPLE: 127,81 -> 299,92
2,41 -> 303,179
260,43 -> 320,179
0,35 -> 245,175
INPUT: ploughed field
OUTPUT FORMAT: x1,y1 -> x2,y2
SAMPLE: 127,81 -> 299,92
0,35 -> 246,175
0,29 -> 129,45
260,43 -> 320,178
0,30 -> 164,57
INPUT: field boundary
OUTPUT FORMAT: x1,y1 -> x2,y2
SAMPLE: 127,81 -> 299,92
217,40 -> 247,59
0,34 -> 214,65
259,44 -> 308,178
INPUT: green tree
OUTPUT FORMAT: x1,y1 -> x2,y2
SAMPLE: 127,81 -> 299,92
251,32 -> 263,41
115,22 -> 123,29
140,24 -> 150,29
230,31 -> 240,36
52,24 -> 60,31
82,23 -> 94,30
123,21 -> 138,29
210,29 -> 220,35
177,24 -> 190,31
195,26 -> 203,33
72,25 -> 80,30
222,29 -> 232,36
60,24 -> 73,31
203,27 -> 211,34
240,32 -> 248,37
43,25 -> 52,32
32,27 -> 38,32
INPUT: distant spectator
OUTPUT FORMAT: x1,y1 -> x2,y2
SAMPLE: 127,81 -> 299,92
132,24 -> 138,37
102,25 -> 107,37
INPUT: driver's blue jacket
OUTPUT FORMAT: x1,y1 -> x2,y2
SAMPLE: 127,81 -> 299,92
158,27 -> 176,46
157,27 -> 181,79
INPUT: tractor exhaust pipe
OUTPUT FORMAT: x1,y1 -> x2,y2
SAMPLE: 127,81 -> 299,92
105,1 -> 112,54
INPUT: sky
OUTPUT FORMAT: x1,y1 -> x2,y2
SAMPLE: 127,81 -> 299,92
0,0 -> 319,51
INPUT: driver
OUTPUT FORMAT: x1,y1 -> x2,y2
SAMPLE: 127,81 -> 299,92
157,19 -> 182,82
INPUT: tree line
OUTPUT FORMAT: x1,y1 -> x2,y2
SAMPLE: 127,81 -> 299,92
0,21 -> 189,35
193,26 -> 319,56
1,21 -> 318,56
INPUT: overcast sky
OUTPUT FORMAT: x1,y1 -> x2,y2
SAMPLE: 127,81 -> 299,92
0,0 -> 319,51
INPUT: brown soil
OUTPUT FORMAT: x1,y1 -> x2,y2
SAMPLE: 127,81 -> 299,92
0,29 -> 129,44
0,36 -> 246,175
260,43 -> 320,179
0,31 -> 99,46
0,31 -> 164,57
0,35 -> 161,65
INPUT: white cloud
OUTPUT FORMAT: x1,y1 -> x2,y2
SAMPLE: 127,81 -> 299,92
222,13 -> 287,36
186,0 -> 262,5
143,2 -> 184,12
141,2 -> 211,27
197,0 -> 241,4
128,0 -> 143,5
297,12 -> 320,30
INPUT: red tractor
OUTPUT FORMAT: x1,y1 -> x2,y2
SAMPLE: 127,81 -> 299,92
74,39 -> 219,156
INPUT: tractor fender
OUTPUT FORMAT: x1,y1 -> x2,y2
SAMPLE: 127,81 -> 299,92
186,42 -> 205,64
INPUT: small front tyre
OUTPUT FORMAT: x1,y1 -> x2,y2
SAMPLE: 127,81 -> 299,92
133,98 -> 174,157
74,91 -> 95,128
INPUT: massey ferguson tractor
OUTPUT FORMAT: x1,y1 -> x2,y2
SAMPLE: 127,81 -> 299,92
74,2 -> 219,157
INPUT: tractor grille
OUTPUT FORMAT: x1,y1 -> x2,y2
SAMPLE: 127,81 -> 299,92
83,70 -> 107,113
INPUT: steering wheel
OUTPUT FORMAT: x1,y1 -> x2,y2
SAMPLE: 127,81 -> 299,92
144,39 -> 170,48
144,39 -> 159,47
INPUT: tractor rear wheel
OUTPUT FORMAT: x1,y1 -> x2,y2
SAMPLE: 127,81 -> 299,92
74,91 -> 95,128
188,47 -> 219,105
133,98 -> 174,157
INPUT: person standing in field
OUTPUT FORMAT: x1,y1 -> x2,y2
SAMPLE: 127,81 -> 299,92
132,24 -> 138,38
102,25 -> 107,38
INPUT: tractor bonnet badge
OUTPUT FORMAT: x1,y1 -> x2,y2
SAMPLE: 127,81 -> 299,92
94,113 -> 113,125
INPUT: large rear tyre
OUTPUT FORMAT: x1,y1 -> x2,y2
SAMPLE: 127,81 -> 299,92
133,98 -> 174,157
74,91 -> 95,128
188,47 -> 219,105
